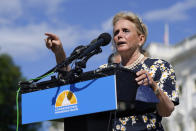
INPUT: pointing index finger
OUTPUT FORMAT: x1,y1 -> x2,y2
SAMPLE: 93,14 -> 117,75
45,32 -> 59,40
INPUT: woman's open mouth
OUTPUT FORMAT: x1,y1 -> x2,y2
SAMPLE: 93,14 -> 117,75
117,41 -> 126,46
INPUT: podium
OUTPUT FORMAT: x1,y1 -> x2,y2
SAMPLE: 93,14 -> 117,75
21,66 -> 159,130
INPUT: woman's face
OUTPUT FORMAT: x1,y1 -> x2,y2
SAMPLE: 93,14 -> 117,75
113,19 -> 141,54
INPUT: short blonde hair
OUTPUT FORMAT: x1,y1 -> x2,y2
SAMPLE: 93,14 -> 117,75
112,11 -> 148,44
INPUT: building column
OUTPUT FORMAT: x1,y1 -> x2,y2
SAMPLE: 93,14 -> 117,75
182,75 -> 195,131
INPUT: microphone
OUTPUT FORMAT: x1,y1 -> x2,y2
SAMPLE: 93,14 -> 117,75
78,33 -> 111,59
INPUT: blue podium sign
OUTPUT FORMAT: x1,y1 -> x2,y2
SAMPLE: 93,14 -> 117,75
22,75 -> 117,124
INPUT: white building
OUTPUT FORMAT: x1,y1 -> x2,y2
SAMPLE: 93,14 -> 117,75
146,34 -> 196,131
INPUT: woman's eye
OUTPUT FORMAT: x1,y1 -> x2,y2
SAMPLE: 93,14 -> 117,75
114,30 -> 119,36
123,28 -> 129,32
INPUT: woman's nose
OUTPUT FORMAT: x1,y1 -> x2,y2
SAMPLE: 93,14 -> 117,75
117,31 -> 123,40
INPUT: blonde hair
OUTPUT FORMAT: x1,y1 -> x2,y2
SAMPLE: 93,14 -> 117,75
112,11 -> 148,44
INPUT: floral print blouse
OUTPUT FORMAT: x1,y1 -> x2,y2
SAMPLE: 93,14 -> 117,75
112,58 -> 179,131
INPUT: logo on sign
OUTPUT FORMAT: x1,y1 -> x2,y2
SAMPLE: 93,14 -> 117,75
55,90 -> 78,114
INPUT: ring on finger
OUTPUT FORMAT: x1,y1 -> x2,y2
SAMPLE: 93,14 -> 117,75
145,73 -> 150,83
142,79 -> 145,84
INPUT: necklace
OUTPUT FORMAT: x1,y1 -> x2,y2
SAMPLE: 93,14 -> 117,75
123,54 -> 144,69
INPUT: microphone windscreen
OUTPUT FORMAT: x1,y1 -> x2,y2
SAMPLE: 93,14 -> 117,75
98,33 -> 111,46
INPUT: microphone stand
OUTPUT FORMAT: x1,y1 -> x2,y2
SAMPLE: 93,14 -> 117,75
18,45 -> 86,89
58,47 -> 102,84
19,46 -> 102,92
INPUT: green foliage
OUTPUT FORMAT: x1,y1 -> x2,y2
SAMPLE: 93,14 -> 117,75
0,54 -> 41,131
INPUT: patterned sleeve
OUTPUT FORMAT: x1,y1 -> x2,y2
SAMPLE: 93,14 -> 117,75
155,59 -> 179,105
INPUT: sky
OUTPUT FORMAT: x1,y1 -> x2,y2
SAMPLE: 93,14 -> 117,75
0,0 -> 196,80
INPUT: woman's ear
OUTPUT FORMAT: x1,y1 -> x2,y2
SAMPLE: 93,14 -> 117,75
139,34 -> 145,44
138,34 -> 145,47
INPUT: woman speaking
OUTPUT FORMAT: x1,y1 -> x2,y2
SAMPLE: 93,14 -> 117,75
44,11 -> 179,131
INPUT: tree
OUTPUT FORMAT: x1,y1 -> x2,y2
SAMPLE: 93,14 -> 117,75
0,54 -> 41,131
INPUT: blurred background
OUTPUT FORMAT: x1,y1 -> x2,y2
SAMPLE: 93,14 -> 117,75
0,0 -> 195,130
